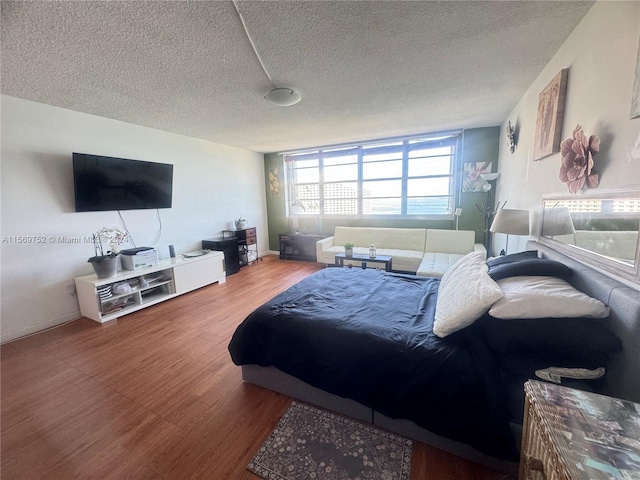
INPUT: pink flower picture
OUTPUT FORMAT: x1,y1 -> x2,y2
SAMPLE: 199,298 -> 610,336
559,124 -> 600,194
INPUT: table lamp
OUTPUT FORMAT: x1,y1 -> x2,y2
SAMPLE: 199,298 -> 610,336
489,208 -> 530,255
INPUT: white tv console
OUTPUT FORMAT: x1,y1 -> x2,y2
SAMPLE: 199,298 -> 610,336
75,251 -> 226,323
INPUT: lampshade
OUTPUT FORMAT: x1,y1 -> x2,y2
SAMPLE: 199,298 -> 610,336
480,173 -> 500,181
542,208 -> 575,237
265,87 -> 302,106
490,208 -> 530,235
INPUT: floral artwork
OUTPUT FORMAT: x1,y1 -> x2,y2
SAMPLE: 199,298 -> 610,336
268,165 -> 279,197
534,69 -> 569,161
463,162 -> 492,192
559,124 -> 600,194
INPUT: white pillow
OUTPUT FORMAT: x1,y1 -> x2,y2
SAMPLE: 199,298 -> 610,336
489,276 -> 610,319
433,250 -> 503,338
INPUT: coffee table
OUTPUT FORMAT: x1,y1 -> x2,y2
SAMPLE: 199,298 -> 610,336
334,253 -> 392,272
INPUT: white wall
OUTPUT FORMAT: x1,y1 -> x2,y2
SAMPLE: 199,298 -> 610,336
495,1 -> 640,254
1,95 -> 267,342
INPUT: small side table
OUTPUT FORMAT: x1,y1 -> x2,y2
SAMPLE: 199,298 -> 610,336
335,253 -> 392,272
222,227 -> 259,267
520,380 -> 640,480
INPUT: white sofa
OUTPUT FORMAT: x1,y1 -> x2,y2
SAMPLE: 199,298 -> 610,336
316,226 -> 486,277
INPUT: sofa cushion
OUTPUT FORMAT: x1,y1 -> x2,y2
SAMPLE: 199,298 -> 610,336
333,226 -> 426,251
374,248 -> 424,271
319,227 -> 480,275
426,229 -> 475,255
416,252 -> 465,278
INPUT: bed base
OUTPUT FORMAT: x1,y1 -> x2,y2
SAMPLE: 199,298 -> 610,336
242,364 -> 519,475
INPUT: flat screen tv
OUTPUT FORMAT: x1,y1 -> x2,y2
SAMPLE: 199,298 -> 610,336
73,153 -> 173,212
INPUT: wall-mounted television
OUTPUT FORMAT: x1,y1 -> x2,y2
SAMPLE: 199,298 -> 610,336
73,153 -> 173,212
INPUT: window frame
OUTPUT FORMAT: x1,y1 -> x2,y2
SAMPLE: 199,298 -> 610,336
283,132 -> 462,220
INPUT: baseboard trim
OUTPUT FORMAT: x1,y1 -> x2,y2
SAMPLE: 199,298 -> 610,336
1,312 -> 80,344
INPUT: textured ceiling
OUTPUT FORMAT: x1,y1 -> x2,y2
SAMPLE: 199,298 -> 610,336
1,1 -> 594,153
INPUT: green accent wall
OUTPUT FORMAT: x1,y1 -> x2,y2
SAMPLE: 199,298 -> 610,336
457,127 -> 501,245
264,127 -> 500,251
264,152 -> 289,251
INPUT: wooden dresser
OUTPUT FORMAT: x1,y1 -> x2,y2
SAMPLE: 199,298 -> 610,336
519,380 -> 640,480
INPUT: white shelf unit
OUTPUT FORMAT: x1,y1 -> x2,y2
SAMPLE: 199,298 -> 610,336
75,251 -> 226,323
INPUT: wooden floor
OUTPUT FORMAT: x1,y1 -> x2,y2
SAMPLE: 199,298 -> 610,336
1,255 -> 515,479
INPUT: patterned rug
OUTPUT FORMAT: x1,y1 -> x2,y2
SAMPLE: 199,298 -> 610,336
248,401 -> 412,480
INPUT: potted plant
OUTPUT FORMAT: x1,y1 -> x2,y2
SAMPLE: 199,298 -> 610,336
235,217 -> 246,230
88,227 -> 128,279
344,242 -> 354,258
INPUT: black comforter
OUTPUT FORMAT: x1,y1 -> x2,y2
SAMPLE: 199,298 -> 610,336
228,267 -> 517,459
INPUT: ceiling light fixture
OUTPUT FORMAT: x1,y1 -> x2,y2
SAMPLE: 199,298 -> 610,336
264,87 -> 302,107
232,1 -> 302,107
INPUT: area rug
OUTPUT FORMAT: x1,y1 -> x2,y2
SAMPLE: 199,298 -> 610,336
248,401 -> 412,480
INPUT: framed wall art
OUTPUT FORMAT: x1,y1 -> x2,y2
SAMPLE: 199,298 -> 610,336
462,161 -> 492,192
533,68 -> 569,161
268,164 -> 280,198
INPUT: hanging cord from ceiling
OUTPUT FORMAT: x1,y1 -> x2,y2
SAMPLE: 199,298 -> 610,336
231,0 -> 302,106
231,0 -> 275,88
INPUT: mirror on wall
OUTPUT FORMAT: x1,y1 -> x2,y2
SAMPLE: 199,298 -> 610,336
539,187 -> 640,283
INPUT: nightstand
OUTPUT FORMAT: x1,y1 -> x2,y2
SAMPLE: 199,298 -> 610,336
519,380 -> 640,479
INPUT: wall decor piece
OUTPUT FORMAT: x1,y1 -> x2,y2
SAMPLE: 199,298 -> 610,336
462,161 -> 492,192
268,164 -> 280,197
559,124 -> 600,194
533,69 -> 569,161
631,37 -> 640,119
506,121 -> 517,153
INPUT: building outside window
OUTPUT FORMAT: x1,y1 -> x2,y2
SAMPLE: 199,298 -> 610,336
283,131 -> 462,219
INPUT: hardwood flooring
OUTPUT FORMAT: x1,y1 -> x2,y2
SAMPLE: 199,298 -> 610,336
1,256 -> 514,479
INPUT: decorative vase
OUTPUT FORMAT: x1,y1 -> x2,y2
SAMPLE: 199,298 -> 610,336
345,247 -> 353,258
235,220 -> 246,230
89,256 -> 119,279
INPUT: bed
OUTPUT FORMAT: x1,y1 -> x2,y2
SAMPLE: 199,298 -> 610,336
228,240 -> 640,473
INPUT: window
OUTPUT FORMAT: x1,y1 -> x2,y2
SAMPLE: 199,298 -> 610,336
284,132 -> 461,218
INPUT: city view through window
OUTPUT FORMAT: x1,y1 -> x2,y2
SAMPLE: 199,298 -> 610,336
285,133 -> 460,217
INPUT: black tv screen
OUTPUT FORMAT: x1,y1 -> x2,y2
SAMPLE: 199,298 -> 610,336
73,153 -> 173,212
